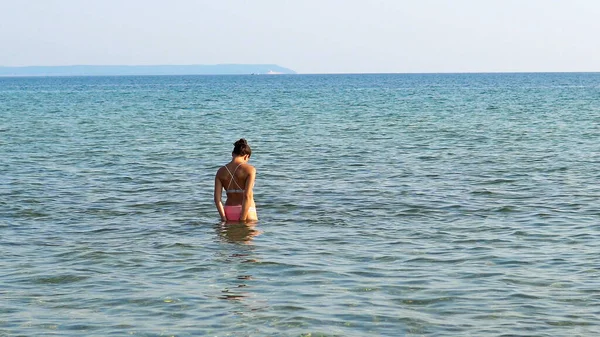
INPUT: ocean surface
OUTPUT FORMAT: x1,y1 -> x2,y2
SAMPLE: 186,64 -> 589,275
1,73 -> 599,336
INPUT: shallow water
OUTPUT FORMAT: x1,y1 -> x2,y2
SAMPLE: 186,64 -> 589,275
1,73 -> 599,336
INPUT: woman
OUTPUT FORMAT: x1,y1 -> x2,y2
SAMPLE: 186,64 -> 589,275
214,139 -> 258,222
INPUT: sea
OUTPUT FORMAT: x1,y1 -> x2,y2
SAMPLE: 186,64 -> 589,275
1,73 -> 599,336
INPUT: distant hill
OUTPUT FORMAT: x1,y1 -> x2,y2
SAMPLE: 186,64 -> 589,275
0,64 -> 297,76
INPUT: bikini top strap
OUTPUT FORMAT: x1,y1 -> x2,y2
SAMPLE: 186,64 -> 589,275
224,164 -> 244,191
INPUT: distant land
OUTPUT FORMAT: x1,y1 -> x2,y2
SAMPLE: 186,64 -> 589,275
0,64 -> 297,76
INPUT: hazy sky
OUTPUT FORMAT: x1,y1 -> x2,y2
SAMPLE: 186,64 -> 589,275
1,0 -> 599,73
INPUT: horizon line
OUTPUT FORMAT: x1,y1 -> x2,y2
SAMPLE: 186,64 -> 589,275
1,64 -> 599,75
1,71 -> 600,78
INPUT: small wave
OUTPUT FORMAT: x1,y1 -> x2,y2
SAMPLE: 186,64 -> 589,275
394,297 -> 457,306
32,274 -> 89,284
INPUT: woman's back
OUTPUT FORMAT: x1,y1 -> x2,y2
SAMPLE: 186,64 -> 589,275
218,162 -> 252,205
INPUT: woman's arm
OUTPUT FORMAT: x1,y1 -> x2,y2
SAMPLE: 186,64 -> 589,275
214,173 -> 226,222
240,166 -> 256,221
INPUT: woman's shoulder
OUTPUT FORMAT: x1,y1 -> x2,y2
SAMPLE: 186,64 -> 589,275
241,163 -> 256,173
216,165 -> 228,176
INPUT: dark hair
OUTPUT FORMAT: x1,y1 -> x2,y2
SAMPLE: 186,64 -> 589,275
232,138 -> 252,157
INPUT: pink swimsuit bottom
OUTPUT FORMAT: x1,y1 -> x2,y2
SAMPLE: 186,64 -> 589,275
224,205 -> 257,221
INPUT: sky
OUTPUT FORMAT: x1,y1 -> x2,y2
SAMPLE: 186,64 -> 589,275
1,0 -> 599,74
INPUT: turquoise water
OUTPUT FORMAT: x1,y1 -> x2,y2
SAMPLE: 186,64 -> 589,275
1,73 -> 599,336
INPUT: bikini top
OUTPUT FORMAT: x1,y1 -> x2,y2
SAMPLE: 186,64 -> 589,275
224,164 -> 245,193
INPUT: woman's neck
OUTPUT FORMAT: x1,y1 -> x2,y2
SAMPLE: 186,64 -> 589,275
231,156 -> 246,165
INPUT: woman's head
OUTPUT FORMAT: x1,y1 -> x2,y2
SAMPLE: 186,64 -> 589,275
232,138 -> 252,158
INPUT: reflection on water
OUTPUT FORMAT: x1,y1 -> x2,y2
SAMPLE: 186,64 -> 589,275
217,252 -> 258,301
219,287 -> 248,301
216,222 -> 261,245
215,223 -> 261,302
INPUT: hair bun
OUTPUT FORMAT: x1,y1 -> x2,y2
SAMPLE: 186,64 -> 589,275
234,138 -> 247,146
232,138 -> 252,157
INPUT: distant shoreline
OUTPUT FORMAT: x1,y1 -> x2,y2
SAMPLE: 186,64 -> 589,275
0,64 -> 297,77
1,68 -> 598,78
